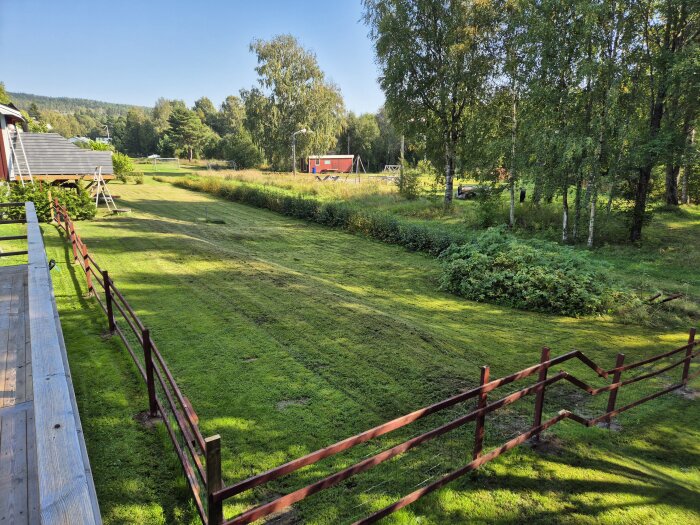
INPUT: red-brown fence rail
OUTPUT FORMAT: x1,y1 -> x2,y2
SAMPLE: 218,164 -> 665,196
52,199 -> 218,523
51,199 -> 698,525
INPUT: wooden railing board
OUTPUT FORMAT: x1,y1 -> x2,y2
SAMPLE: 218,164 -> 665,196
26,202 -> 101,524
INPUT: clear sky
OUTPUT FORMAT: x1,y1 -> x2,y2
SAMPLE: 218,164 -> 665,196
0,0 -> 385,114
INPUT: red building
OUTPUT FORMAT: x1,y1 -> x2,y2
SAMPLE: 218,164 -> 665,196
307,155 -> 354,174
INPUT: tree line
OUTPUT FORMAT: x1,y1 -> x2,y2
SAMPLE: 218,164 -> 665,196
0,35 -> 408,172
363,0 -> 699,243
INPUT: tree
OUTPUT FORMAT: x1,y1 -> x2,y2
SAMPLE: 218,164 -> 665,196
337,112 -> 380,164
627,0 -> 698,240
219,129 -> 264,168
0,82 -> 10,104
193,97 -> 218,130
168,107 -> 212,161
364,0 -> 502,205
123,108 -> 158,156
215,95 -> 246,136
243,35 -> 345,170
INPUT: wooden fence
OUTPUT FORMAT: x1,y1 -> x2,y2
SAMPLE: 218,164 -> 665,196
51,199 -> 698,525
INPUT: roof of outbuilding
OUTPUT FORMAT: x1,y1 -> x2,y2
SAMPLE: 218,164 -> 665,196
0,103 -> 25,122
11,133 -> 114,175
307,155 -> 355,159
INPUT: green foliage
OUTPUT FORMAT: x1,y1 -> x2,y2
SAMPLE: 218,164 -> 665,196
168,107 -> 213,161
0,82 -> 11,104
397,160 -> 431,200
87,139 -> 114,151
474,185 -> 508,228
0,182 -> 96,222
440,226 -> 609,316
132,172 -> 144,185
243,35 -> 345,170
218,131 -> 263,169
112,152 -> 133,176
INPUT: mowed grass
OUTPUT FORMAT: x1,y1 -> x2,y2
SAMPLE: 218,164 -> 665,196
43,177 -> 700,524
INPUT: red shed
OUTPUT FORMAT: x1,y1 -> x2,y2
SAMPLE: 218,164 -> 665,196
307,155 -> 354,174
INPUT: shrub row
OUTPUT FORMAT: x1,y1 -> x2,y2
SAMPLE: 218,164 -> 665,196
171,176 -> 469,256
0,182 -> 96,222
439,226 -> 610,316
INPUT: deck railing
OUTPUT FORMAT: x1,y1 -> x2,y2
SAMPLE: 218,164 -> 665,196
51,199 -> 698,525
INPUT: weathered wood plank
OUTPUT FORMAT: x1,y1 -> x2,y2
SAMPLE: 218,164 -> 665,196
13,272 -> 27,405
26,201 -> 100,525
25,406 -> 39,525
2,273 -> 25,408
0,406 -> 29,524
0,271 -> 15,409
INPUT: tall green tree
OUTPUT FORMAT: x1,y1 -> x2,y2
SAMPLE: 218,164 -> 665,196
243,35 -> 345,170
337,112 -> 380,166
627,0 -> 698,240
168,107 -> 212,161
364,0 -> 503,205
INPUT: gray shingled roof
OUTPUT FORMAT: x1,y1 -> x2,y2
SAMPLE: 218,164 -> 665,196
11,133 -> 114,176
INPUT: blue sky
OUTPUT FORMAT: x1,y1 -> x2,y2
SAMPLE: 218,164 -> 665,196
0,0 -> 385,114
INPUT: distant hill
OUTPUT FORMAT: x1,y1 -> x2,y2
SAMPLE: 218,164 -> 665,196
8,91 -> 149,115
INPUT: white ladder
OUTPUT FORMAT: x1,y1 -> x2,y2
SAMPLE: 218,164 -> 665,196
8,129 -> 34,186
92,166 -> 115,210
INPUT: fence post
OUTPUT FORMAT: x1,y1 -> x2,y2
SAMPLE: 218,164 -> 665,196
81,243 -> 93,296
682,327 -> 697,385
142,328 -> 158,417
605,353 -> 625,428
69,220 -> 79,263
54,199 -> 62,230
103,270 -> 116,334
48,191 -> 54,222
532,347 -> 550,441
472,365 -> 489,460
206,435 -> 224,525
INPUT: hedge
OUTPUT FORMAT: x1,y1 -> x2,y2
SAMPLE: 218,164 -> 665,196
171,176 -> 468,256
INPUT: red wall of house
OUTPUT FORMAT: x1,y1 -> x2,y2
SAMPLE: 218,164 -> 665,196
0,128 -> 9,182
307,157 -> 354,173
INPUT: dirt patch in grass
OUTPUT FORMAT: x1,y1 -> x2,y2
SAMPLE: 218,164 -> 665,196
276,398 -> 310,411
675,386 -> 699,400
133,410 -> 161,430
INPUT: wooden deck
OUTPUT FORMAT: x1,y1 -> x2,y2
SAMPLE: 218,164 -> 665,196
0,203 -> 100,524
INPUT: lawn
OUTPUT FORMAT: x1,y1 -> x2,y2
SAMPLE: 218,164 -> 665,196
45,176 -> 700,524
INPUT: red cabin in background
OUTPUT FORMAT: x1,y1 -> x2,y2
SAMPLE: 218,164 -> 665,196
307,155 -> 354,174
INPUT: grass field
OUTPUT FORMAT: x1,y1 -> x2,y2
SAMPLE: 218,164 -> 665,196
44,176 -> 700,524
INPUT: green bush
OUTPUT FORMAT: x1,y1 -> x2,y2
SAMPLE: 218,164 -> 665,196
112,152 -> 133,176
173,176 -> 469,256
396,160 -> 424,200
439,226 -> 610,316
132,172 -> 144,184
1,182 -> 96,222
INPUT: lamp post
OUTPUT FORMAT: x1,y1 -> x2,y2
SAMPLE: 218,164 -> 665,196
292,128 -> 312,176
